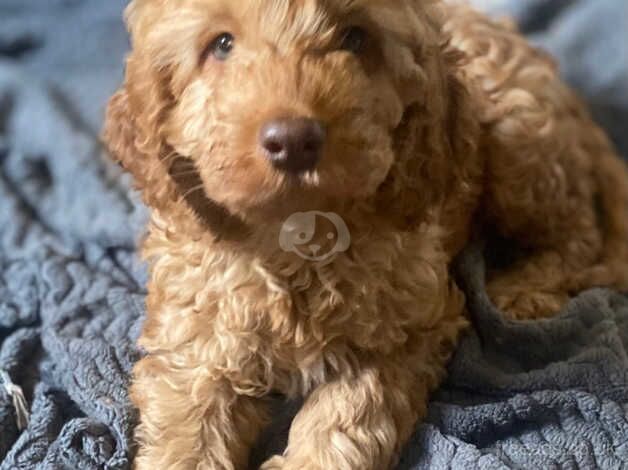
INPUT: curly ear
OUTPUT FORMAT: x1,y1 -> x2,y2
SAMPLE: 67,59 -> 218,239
376,37 -> 481,245
102,51 -> 181,205
103,88 -> 137,172
102,60 -> 248,240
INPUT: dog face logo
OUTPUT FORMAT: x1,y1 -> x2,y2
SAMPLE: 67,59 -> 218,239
279,212 -> 351,261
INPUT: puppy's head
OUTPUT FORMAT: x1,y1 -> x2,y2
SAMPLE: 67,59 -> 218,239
104,0 -> 457,235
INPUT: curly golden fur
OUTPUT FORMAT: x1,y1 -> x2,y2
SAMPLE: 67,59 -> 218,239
103,1 -> 628,468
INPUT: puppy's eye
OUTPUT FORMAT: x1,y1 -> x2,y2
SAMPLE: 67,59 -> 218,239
340,26 -> 367,54
208,32 -> 234,61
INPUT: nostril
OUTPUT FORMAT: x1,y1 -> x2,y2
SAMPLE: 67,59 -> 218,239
264,139 -> 284,155
303,122 -> 325,155
303,139 -> 320,153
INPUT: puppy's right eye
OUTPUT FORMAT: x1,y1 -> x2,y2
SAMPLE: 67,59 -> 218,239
340,26 -> 367,54
206,32 -> 234,61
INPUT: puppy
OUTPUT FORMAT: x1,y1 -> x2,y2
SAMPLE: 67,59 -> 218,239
103,1 -> 628,468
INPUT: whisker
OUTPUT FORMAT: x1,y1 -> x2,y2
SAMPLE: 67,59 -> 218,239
160,141 -> 202,165
170,169 -> 201,178
161,151 -> 182,165
181,183 -> 206,200
168,157 -> 195,165
169,162 -> 198,172
169,162 -> 196,170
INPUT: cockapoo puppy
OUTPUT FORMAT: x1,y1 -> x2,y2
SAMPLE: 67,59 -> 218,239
103,0 -> 628,468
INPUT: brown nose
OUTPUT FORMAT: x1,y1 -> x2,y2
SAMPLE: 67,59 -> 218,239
259,118 -> 325,173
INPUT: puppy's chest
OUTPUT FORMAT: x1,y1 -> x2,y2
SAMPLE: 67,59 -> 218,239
220,228 -> 447,354
146,223 -> 448,394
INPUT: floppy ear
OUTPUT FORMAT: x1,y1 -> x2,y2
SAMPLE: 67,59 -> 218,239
103,51 -> 182,207
102,58 -> 248,240
376,36 -> 481,234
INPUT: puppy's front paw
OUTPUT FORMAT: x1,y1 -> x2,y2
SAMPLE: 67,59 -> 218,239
490,288 -> 567,320
260,455 -> 287,470
260,454 -> 323,470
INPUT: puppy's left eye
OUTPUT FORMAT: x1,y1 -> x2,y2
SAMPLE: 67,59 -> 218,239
340,26 -> 367,54
207,32 -> 234,61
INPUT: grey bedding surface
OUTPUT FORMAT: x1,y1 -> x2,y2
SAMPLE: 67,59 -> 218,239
0,1 -> 626,469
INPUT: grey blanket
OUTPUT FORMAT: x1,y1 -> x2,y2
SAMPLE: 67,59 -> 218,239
0,1 -> 626,469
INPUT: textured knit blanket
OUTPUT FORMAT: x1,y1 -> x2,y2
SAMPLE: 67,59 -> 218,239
0,1 -> 627,469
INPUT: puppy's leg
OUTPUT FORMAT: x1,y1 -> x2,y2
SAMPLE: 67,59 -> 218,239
131,353 -> 268,470
478,89 -> 617,319
482,126 -> 619,320
261,309 -> 466,470
486,250 -> 581,320
261,358 -> 442,470
260,363 -> 421,470
449,10 -> 628,319
485,195 -> 604,320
